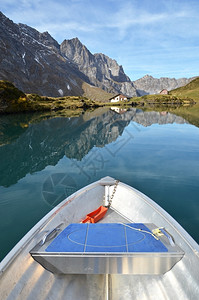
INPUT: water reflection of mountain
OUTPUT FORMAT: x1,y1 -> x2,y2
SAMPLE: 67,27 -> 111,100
124,109 -> 188,126
0,108 -> 188,187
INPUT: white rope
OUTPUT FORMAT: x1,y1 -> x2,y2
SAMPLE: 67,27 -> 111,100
119,222 -> 159,240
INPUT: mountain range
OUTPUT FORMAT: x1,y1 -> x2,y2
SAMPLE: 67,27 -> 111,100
134,75 -> 195,96
0,11 -> 196,99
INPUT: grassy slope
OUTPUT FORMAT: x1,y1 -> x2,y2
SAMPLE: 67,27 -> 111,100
0,80 -> 103,114
170,77 -> 199,101
82,82 -> 114,102
130,94 -> 195,105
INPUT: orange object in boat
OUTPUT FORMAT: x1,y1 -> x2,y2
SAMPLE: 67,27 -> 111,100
81,206 -> 108,223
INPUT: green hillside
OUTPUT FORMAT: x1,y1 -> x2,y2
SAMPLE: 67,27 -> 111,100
0,80 -> 102,114
0,80 -> 34,113
170,77 -> 199,101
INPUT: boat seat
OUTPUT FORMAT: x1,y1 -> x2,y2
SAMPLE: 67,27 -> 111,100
30,223 -> 184,274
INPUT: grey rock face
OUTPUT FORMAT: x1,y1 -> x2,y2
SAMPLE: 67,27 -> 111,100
0,12 -> 137,97
133,75 -> 195,96
60,38 -> 137,97
0,12 -> 86,97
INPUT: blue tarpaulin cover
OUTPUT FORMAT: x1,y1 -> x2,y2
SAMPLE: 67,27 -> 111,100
45,223 -> 168,253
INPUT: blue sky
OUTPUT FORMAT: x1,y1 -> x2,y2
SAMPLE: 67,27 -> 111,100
1,0 -> 199,80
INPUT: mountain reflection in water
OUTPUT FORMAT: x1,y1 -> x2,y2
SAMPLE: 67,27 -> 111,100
0,108 -> 188,187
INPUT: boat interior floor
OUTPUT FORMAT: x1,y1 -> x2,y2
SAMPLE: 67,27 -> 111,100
98,207 -> 132,224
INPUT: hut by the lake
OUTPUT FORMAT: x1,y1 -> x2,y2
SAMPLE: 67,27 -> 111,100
109,94 -> 129,102
159,89 -> 169,95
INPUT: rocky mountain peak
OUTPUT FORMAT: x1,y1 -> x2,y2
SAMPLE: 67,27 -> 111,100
60,38 -> 137,96
0,12 -> 86,97
142,74 -> 153,79
18,23 -> 60,50
94,53 -> 130,83
0,11 -> 19,37
133,75 -> 195,96
0,11 -> 12,24
70,37 -> 83,46
61,37 -> 94,64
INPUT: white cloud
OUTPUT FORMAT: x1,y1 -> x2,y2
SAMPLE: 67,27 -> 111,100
2,0 -> 199,41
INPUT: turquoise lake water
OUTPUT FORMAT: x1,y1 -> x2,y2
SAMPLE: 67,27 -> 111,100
0,107 -> 199,261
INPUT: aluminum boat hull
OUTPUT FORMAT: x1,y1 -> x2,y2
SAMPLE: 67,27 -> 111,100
0,177 -> 199,299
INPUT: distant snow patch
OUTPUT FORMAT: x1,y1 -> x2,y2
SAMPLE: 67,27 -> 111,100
22,52 -> 26,64
69,78 -> 78,87
21,31 -> 51,49
34,55 -> 44,68
58,89 -> 64,96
